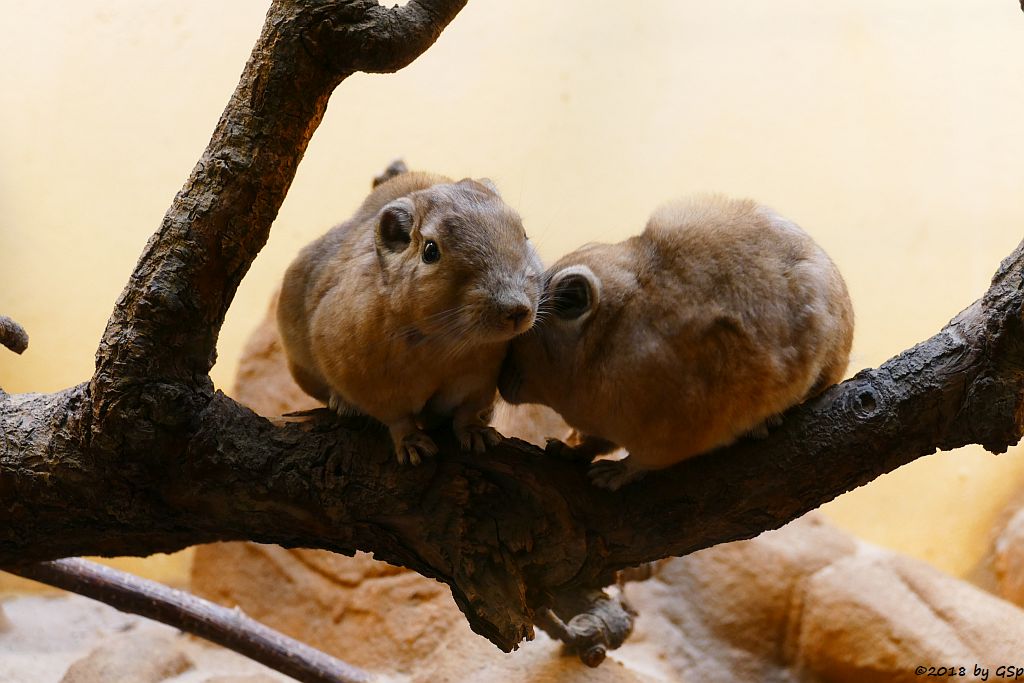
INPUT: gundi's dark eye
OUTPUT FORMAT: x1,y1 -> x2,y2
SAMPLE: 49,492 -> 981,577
552,275 -> 590,320
422,240 -> 440,264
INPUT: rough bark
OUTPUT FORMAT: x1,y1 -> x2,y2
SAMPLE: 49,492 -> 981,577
0,316 -> 28,355
2,0 -> 1023,657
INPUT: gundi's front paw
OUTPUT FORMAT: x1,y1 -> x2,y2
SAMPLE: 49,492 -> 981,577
455,423 -> 502,454
396,431 -> 438,466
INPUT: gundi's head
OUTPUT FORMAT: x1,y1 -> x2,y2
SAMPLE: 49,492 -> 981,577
374,178 -> 542,345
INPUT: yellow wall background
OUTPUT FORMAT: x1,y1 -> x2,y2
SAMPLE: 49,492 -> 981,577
2,1 -> 1023,585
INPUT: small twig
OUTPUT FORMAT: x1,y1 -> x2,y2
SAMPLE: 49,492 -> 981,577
9,559 -> 372,683
0,316 -> 28,355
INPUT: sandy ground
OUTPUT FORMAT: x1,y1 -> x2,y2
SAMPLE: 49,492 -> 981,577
0,593 -> 291,683
0,588 -> 671,683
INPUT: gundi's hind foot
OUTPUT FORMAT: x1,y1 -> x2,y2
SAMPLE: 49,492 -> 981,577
589,456 -> 647,491
387,412 -> 502,465
393,422 -> 499,464
453,403 -> 502,454
544,431 -> 642,489
393,431 -> 438,466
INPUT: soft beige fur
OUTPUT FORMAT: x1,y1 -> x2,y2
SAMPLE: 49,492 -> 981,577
500,195 -> 854,489
278,170 -> 542,464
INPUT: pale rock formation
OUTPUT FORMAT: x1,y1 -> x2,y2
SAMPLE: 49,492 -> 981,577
793,550 -> 1024,682
624,517 -> 1024,682
60,632 -> 193,683
993,506 -> 1024,605
0,594 -> 290,683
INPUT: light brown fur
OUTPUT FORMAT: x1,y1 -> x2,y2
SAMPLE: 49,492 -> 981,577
499,195 -> 854,488
278,170 -> 542,464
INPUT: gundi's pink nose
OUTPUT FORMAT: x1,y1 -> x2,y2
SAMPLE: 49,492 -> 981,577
505,303 -> 531,328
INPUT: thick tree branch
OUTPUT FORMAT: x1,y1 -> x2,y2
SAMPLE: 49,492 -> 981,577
3,239 -> 1022,651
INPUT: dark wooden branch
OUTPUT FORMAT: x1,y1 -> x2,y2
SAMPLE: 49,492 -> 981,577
2,240 -> 1022,652
2,0 -> 1023,663
11,559 -> 371,683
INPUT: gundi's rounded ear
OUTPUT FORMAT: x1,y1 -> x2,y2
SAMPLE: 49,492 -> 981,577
456,177 -> 501,198
549,265 -> 600,321
477,178 -> 500,196
377,198 -> 414,253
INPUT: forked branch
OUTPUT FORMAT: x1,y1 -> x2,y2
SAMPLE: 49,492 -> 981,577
1,0 -> 1022,663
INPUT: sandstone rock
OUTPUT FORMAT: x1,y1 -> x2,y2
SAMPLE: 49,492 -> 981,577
231,293 -> 319,418
993,506 -> 1024,605
196,504 -> 1024,682
491,399 -> 572,446
60,632 -> 193,683
192,543 -> 462,676
0,594 -> 292,683
193,543 -> 655,681
410,628 -> 656,683
619,515 -> 1024,683
620,513 -> 855,683
795,549 -> 1024,681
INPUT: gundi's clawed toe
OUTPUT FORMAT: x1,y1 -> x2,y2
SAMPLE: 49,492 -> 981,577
393,422 -> 503,465
396,432 -> 438,466
456,424 -> 502,454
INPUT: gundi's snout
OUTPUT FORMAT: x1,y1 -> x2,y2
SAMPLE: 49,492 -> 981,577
504,301 -> 532,331
493,289 -> 535,335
